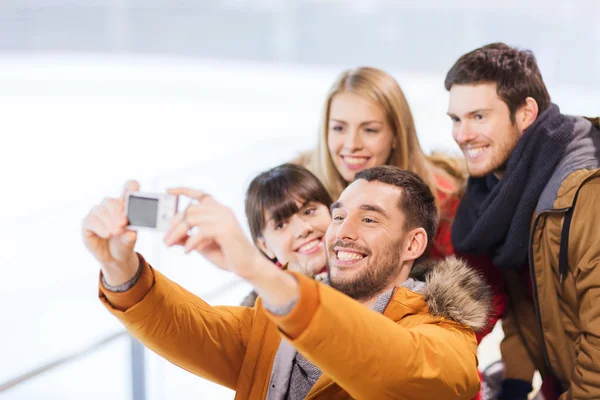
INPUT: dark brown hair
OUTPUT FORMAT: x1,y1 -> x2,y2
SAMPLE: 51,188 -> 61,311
445,42 -> 551,122
245,163 -> 333,245
354,166 -> 438,249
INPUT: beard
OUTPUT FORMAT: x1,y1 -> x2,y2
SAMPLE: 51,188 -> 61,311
327,238 -> 403,302
468,124 -> 521,178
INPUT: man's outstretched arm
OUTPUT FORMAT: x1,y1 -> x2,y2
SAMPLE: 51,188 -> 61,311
263,272 -> 481,400
99,254 -> 255,390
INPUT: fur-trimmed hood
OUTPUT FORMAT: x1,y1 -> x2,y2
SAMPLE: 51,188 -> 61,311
243,256 -> 492,331
416,256 -> 492,331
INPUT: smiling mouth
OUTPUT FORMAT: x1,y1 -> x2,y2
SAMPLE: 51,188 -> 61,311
463,145 -> 489,160
334,249 -> 367,266
295,238 -> 323,254
340,155 -> 370,169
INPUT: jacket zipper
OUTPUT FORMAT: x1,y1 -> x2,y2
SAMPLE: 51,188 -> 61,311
527,208 -> 568,386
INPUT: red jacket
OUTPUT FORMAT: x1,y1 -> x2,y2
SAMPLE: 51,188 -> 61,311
430,175 -> 507,400
430,174 -> 507,344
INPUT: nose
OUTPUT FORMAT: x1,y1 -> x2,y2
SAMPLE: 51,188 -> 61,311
291,215 -> 313,239
453,122 -> 477,145
335,217 -> 358,242
344,128 -> 363,151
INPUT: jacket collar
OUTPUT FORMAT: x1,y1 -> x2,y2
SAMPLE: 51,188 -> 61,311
386,256 -> 491,331
538,115 -> 600,211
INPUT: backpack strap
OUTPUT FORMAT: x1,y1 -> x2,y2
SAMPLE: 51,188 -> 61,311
559,188 -> 583,284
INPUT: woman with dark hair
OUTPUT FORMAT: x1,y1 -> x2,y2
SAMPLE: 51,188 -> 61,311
241,163 -> 333,306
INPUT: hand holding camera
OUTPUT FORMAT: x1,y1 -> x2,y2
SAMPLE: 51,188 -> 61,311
81,180 -> 142,286
82,181 -> 269,284
163,187 -> 265,279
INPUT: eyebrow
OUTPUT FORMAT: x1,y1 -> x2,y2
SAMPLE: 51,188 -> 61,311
359,204 -> 390,219
447,108 -> 493,117
330,201 -> 342,214
330,202 -> 390,219
330,119 -> 383,125
268,199 -> 311,223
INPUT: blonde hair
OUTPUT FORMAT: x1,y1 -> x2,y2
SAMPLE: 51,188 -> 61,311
303,67 -> 466,211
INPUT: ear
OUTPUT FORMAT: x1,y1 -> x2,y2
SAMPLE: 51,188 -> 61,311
255,237 -> 276,259
403,227 -> 428,262
515,97 -> 539,134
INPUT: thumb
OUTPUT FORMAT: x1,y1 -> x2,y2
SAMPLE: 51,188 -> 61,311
120,230 -> 137,247
121,180 -> 141,201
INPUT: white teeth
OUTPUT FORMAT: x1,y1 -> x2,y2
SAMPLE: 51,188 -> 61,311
344,156 -> 368,165
465,147 -> 485,158
337,251 -> 364,261
298,239 -> 320,252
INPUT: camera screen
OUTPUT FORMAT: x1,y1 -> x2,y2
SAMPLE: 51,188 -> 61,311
127,196 -> 159,228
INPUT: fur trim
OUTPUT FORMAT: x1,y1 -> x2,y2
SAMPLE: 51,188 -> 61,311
422,256 -> 492,331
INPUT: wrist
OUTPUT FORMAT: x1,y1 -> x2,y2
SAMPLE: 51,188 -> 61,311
102,253 -> 140,287
235,248 -> 275,281
246,260 -> 281,286
249,264 -> 299,309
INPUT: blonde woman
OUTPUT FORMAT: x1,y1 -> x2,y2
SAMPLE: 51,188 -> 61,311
298,67 -> 467,261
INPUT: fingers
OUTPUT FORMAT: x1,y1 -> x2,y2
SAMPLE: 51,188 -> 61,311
82,212 -> 112,239
101,197 -> 128,229
182,234 -> 216,254
164,202 -> 195,245
163,189 -> 240,252
167,187 -> 211,201
170,237 -> 188,247
83,198 -> 128,239
82,182 -> 141,263
164,199 -> 220,245
119,230 -> 137,246
121,180 -> 140,200
163,188 -> 212,247
164,212 -> 192,246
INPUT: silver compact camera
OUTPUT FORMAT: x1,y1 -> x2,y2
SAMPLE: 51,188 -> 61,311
124,192 -> 178,232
